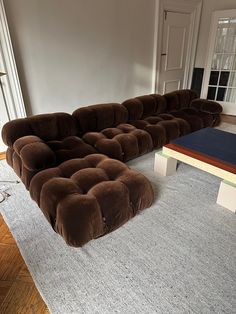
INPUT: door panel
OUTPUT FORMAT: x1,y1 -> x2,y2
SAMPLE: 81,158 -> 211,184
166,26 -> 186,70
159,11 -> 191,94
164,80 -> 181,93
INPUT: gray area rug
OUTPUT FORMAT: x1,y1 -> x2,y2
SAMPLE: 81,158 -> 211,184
0,123 -> 236,314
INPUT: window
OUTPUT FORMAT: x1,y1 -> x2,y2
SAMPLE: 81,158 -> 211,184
202,10 -> 236,115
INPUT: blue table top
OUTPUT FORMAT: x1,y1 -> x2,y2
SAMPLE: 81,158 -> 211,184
170,127 -> 236,167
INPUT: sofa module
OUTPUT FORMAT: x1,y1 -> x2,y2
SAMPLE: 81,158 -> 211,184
1,89 -> 222,247
1,111 -> 155,247
72,103 -> 153,161
29,154 -> 154,247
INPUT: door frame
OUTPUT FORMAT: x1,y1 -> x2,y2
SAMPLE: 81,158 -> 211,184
0,0 -> 26,120
153,0 -> 202,93
201,9 -> 236,115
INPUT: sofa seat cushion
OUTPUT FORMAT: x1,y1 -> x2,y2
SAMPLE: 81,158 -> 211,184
170,109 -> 204,132
130,114 -> 190,148
190,99 -> 223,114
82,124 -> 153,162
46,136 -> 97,164
29,154 -> 154,247
180,108 -> 215,128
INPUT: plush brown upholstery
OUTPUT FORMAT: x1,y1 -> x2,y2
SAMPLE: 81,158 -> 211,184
29,154 -> 154,247
164,89 -> 198,111
72,103 -> 128,133
2,112 -> 78,147
82,124 -> 153,161
122,94 -> 191,147
72,103 -> 153,161
122,90 -> 221,146
1,89 -> 222,247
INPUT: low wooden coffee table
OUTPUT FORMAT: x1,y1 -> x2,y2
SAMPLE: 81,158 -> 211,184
154,127 -> 236,212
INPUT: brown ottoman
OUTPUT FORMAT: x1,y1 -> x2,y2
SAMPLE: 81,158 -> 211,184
29,154 -> 154,247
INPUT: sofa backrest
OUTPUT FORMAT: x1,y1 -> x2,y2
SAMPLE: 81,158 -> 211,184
72,103 -> 128,133
2,112 -> 78,147
122,94 -> 167,121
164,89 -> 198,112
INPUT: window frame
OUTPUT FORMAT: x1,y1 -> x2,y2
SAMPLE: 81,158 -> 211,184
201,9 -> 236,114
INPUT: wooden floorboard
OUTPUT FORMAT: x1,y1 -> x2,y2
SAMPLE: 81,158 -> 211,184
221,114 -> 236,125
0,214 -> 49,313
0,152 -> 6,161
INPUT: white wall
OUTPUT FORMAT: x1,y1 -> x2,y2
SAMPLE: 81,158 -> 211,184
4,0 -> 156,115
195,0 -> 236,68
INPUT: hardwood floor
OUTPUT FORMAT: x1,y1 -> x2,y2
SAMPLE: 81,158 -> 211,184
0,152 -> 6,161
221,114 -> 236,125
0,214 -> 49,313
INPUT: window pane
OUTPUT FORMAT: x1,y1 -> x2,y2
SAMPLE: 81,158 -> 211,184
215,28 -> 226,52
221,54 -> 234,70
229,72 -> 236,87
232,55 -> 236,70
224,28 -> 236,52
211,54 -> 222,70
207,87 -> 216,100
226,88 -> 236,102
216,87 -> 227,101
209,71 -> 219,85
219,71 -> 230,86
219,18 -> 230,24
230,17 -> 236,24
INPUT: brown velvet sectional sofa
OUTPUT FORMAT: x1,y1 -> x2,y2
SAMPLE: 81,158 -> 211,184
2,89 -> 222,247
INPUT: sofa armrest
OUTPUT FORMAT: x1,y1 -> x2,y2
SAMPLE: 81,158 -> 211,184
13,135 -> 56,171
190,99 -> 223,114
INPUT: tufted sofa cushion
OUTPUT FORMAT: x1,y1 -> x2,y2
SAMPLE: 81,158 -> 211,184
175,89 -> 198,109
164,89 -> 198,112
122,90 -> 221,143
190,99 -> 223,114
163,92 -> 180,112
72,103 -> 128,133
170,109 -> 203,132
2,112 -> 78,148
13,135 -> 56,171
82,124 -> 153,161
130,113 -> 190,148
46,136 -> 97,164
29,154 -> 154,247
122,94 -> 167,121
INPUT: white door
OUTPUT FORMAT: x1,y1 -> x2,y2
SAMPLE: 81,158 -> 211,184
0,87 -> 9,152
201,10 -> 236,115
159,11 -> 191,94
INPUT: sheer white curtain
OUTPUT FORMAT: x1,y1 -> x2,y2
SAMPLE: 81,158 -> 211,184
0,0 -> 26,152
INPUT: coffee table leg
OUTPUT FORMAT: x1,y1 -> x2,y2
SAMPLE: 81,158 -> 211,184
217,180 -> 236,213
154,152 -> 177,176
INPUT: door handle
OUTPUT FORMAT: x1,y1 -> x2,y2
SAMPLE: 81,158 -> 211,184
161,53 -> 167,56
